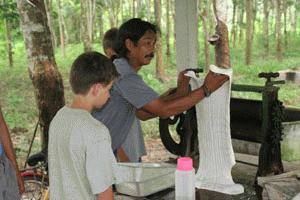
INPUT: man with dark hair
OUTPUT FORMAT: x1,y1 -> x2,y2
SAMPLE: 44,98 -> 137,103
93,18 -> 228,158
49,51 -> 119,200
102,28 -> 146,163
103,28 -> 119,60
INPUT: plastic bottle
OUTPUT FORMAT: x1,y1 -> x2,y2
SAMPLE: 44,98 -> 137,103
175,157 -> 195,200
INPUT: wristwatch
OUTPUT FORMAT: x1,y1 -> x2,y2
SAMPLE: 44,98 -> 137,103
203,85 -> 211,97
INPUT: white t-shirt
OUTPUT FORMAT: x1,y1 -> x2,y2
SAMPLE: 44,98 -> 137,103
48,106 -> 117,200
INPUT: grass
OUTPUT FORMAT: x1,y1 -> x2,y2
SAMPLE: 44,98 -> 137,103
0,37 -> 300,164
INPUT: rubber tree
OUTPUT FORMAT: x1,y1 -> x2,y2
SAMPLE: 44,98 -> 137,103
0,0 -> 17,68
80,0 -> 96,52
263,0 -> 269,56
16,0 -> 65,152
199,0 -> 212,71
210,0 -> 231,69
275,0 -> 283,62
154,0 -> 165,82
245,0 -> 253,65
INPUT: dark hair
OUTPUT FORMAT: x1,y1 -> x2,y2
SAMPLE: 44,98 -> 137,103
70,51 -> 119,95
115,18 -> 157,58
103,28 -> 118,53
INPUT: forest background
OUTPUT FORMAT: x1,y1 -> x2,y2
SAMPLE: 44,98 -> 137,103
0,0 -> 300,165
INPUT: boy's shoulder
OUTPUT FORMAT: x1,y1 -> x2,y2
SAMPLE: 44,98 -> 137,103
75,112 -> 111,144
51,106 -> 110,139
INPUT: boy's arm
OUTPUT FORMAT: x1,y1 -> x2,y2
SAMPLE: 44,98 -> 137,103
0,107 -> 25,194
96,186 -> 114,200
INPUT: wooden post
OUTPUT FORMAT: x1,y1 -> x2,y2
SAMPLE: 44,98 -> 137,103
175,0 -> 198,73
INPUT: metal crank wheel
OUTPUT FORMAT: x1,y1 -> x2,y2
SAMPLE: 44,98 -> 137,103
159,105 -> 198,156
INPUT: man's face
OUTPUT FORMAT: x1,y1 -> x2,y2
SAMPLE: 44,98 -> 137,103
129,30 -> 156,67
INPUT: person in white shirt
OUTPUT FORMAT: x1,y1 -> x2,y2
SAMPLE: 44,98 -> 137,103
48,51 -> 119,200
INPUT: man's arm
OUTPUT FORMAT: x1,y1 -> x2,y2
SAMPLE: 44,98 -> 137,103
96,186 -> 114,200
136,107 -> 156,121
139,71 -> 228,118
117,147 -> 130,162
0,107 -> 25,194
136,70 -> 191,120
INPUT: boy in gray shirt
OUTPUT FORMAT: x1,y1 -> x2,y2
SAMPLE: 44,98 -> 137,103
93,18 -> 229,158
48,52 -> 119,200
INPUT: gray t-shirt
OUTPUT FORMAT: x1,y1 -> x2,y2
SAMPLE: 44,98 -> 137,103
49,106 -> 117,200
92,58 -> 159,151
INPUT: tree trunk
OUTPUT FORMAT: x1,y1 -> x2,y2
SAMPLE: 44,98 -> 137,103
199,0 -> 211,71
172,0 -> 176,58
132,0 -> 136,17
4,15 -> 13,67
238,2 -> 245,43
74,15 -> 81,42
81,0 -> 95,52
283,0 -> 288,48
154,0 -> 165,82
120,0 -> 124,22
252,0 -> 257,41
146,0 -> 151,21
275,0 -> 283,62
231,0 -> 237,48
165,0 -> 171,65
106,0 -> 116,27
99,8 -> 104,42
207,0 -> 215,35
115,0 -> 120,26
16,0 -> 65,152
245,0 -> 253,65
62,9 -> 69,45
263,0 -> 269,56
136,0 -> 143,17
56,0 -> 65,57
211,0 -> 231,68
294,0 -> 299,34
45,0 -> 57,48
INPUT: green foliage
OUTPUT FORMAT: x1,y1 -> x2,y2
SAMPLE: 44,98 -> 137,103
0,1 -> 18,20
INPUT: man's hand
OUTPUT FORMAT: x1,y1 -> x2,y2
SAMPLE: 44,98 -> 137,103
117,147 -> 130,162
177,69 -> 191,95
203,71 -> 229,93
177,70 -> 191,87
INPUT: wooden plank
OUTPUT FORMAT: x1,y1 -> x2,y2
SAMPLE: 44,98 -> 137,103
175,0 -> 198,72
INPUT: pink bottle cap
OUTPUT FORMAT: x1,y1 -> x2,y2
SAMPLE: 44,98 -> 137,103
177,157 -> 193,171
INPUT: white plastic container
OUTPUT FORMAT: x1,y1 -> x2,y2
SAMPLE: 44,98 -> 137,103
115,163 -> 176,197
175,157 -> 195,200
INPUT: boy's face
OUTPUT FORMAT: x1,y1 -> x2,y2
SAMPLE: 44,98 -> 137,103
128,30 -> 156,67
104,48 -> 117,59
94,81 -> 114,109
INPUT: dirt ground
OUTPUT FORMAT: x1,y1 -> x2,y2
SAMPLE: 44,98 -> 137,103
142,137 -> 177,163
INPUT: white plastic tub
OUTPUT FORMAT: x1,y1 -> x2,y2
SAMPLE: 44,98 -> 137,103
115,163 -> 176,197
